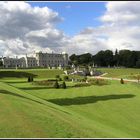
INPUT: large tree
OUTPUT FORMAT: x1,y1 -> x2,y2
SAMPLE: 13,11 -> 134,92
69,49 -> 140,68
93,50 -> 113,67
69,53 -> 92,66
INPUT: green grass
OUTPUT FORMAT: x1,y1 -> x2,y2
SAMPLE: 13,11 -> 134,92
0,68 -> 140,138
0,82 -> 97,138
9,80 -> 140,138
0,69 -> 64,79
97,68 -> 140,79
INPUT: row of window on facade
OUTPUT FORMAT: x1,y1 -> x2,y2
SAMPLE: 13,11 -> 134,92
38,60 -> 64,64
39,54 -> 62,58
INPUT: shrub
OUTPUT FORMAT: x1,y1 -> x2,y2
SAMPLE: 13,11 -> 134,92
48,79 -> 57,82
63,75 -> 69,81
83,76 -> 87,82
28,76 -> 31,82
28,76 -> 33,82
59,77 -> 62,81
137,75 -> 140,83
65,66 -> 71,70
55,75 -> 62,81
61,81 -> 67,89
53,80 -> 59,89
30,76 -> 33,82
95,79 -> 99,85
33,80 -> 55,86
55,75 -> 60,79
28,76 -> 34,82
132,74 -> 140,83
74,83 -> 91,87
120,78 -> 124,84
87,78 -> 109,86
69,75 -> 85,82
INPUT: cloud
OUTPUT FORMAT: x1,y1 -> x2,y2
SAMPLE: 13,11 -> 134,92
26,28 -> 69,48
99,1 -> 140,51
0,1 -> 64,56
101,2 -> 140,25
0,1 -> 140,57
69,1 -> 140,55
0,1 -> 61,40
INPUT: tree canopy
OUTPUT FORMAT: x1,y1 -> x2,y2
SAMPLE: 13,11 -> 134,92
69,49 -> 140,68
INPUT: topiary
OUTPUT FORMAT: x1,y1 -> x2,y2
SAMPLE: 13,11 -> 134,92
53,80 -> 59,89
63,75 -> 69,81
55,75 -> 60,79
28,76 -> 31,82
120,78 -> 124,84
61,81 -> 66,89
31,76 -> 34,82
59,77 -> 62,81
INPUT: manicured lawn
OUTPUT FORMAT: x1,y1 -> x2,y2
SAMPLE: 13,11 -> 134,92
0,68 -> 140,138
97,68 -> 140,79
0,69 -> 64,79
10,80 -> 140,138
0,82 -> 94,138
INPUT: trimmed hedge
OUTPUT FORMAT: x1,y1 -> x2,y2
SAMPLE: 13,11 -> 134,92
87,78 -> 109,86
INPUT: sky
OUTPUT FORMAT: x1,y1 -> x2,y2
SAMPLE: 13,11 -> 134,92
28,2 -> 106,36
0,1 -> 140,57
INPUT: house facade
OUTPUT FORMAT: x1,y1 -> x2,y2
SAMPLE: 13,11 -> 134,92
35,51 -> 68,67
2,57 -> 26,68
2,52 -> 69,68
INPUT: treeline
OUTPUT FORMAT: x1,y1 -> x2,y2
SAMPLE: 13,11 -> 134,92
69,49 -> 140,68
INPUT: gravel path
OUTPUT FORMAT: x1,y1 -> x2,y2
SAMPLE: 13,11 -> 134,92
90,76 -> 139,83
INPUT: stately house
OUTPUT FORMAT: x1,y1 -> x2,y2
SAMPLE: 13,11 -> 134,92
2,51 -> 68,68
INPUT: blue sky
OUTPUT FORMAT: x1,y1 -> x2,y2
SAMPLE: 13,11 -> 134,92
28,2 -> 106,36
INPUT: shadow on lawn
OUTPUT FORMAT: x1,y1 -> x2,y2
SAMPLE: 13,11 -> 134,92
47,94 -> 135,106
19,86 -> 74,90
0,89 -> 44,105
0,71 -> 37,78
6,81 -> 27,84
0,90 -> 72,115
19,86 -> 54,90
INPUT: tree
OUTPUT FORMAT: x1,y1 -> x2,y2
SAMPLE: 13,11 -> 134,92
69,53 -> 92,66
93,50 -> 113,67
78,53 -> 92,65
0,60 -> 3,67
104,50 -> 114,66
118,50 -> 132,67
69,49 -> 140,68
69,54 -> 79,66
113,49 -> 119,67
136,60 -> 140,68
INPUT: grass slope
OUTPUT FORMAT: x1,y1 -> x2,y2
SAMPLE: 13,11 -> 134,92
97,68 -> 140,79
0,82 -> 96,138
0,68 -> 140,138
12,80 -> 140,138
0,69 -> 64,80
2,81 -> 129,138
